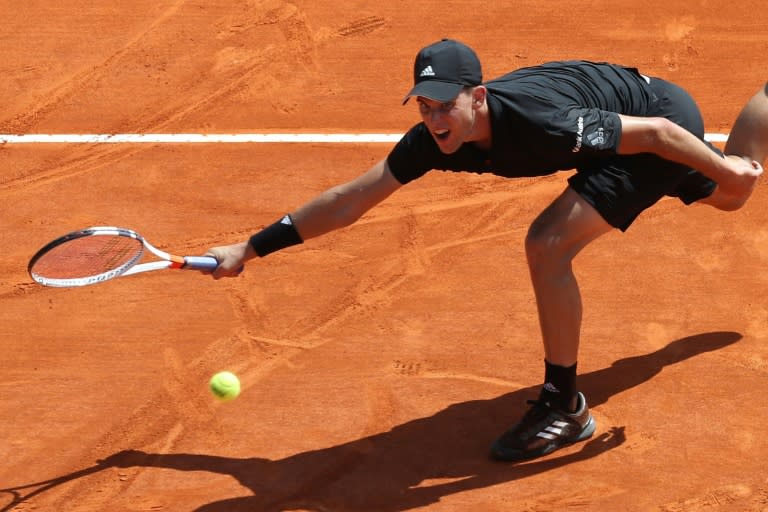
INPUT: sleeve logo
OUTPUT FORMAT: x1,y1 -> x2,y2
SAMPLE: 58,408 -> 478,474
571,116 -> 584,153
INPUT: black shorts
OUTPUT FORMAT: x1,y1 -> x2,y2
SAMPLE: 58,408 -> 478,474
567,77 -> 719,231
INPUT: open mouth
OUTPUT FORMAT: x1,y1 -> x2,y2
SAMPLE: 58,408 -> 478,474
433,129 -> 450,141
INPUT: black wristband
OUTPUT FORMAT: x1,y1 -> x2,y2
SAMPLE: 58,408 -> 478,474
249,214 -> 304,257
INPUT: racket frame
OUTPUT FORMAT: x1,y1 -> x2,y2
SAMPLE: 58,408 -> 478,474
28,226 -> 217,287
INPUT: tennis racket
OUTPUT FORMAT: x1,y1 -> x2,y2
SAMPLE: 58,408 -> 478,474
28,226 -> 219,287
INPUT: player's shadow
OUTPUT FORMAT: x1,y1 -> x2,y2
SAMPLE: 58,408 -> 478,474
41,331 -> 745,512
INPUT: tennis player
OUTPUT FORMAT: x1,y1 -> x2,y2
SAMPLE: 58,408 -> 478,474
206,39 -> 765,461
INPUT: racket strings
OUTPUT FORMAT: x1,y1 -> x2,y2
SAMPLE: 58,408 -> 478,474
31,235 -> 143,279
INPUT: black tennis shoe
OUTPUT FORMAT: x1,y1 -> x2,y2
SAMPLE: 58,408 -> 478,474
490,392 -> 595,462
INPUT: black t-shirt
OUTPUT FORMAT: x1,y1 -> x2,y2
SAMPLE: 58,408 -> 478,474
387,60 -> 659,184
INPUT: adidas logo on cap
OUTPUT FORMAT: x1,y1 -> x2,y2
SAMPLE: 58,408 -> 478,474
419,65 -> 436,77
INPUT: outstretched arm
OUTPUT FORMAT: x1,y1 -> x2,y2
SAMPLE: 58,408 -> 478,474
290,158 -> 402,239
206,158 -> 402,278
617,114 -> 762,210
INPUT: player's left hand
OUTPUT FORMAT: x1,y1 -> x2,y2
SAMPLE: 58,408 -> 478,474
718,155 -> 763,201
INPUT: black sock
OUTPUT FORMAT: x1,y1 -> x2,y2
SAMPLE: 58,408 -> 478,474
540,360 -> 578,412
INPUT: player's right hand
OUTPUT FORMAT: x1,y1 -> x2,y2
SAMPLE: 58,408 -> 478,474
204,241 -> 253,279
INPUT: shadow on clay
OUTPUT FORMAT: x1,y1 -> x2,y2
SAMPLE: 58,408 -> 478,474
2,331 -> 741,512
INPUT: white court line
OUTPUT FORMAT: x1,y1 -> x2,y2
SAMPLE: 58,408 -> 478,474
0,133 -> 403,143
0,133 -> 728,143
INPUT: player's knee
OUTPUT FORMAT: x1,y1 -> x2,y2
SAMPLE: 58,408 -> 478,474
525,223 -> 570,270
719,199 -> 747,211
709,193 -> 749,212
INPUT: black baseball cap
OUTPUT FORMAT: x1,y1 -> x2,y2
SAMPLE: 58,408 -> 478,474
403,39 -> 482,104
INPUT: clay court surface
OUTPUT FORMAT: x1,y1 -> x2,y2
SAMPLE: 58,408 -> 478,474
2,1 -> 768,510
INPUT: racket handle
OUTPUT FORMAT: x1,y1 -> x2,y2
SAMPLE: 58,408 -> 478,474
183,256 -> 219,270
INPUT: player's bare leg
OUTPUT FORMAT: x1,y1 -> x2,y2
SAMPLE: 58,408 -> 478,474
525,188 -> 613,371
490,188 -> 611,461
702,83 -> 768,211
725,83 -> 768,166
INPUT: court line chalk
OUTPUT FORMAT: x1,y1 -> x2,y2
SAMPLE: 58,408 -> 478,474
0,133 -> 402,143
0,133 -> 729,143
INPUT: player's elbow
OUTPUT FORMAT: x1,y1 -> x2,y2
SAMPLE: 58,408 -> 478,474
325,188 -> 368,229
643,117 -> 699,163
646,117 -> 680,151
618,116 -> 674,155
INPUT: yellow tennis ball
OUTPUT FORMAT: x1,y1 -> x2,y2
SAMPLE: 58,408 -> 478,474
209,371 -> 241,401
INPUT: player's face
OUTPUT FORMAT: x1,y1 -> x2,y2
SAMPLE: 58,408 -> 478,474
417,89 -> 477,154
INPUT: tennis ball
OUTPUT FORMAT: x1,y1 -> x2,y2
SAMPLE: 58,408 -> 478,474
209,371 -> 241,401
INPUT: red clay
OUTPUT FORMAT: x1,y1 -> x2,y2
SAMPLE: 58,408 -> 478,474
2,2 -> 768,511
